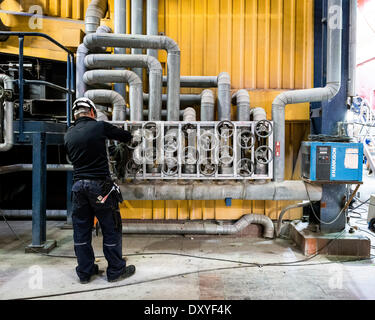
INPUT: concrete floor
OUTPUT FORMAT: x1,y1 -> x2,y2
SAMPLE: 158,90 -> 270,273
0,168 -> 374,300
0,219 -> 374,300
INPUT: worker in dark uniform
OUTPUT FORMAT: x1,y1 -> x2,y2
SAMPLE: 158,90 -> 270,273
64,97 -> 135,284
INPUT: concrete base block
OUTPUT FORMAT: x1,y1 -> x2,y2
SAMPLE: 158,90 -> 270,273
289,221 -> 371,258
25,240 -> 57,254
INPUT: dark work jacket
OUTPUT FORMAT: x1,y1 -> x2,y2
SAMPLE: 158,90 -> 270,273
64,117 -> 132,181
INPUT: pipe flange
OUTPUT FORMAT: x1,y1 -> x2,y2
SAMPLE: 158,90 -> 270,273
255,120 -> 273,138
255,146 -> 273,165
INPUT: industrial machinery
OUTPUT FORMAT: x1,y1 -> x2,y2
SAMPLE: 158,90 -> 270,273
301,141 -> 363,183
0,0 -> 366,254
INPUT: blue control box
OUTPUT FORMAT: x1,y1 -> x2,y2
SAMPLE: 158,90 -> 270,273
301,141 -> 363,182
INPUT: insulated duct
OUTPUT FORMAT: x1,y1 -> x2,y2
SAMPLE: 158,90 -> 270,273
83,69 -> 143,121
217,72 -> 231,121
84,89 -> 126,121
0,74 -> 14,152
122,214 -> 274,239
200,89 -> 215,121
84,33 -> 180,121
131,0 -> 144,79
119,181 -> 322,201
114,0 -> 127,98
232,89 -> 250,121
272,0 -> 342,182
146,0 -> 159,58
76,25 -> 112,99
85,0 -> 108,34
85,54 -> 162,120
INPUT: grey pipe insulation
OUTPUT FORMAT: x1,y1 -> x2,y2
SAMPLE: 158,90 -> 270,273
85,54 -> 162,121
83,32 -> 181,121
232,89 -> 250,121
84,0 -> 108,34
122,214 -> 275,239
131,0 -> 144,79
0,74 -> 14,151
272,0 -> 342,182
146,0 -> 159,58
83,69 -> 143,121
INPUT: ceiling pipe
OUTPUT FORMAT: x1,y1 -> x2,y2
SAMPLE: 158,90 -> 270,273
85,0 -> 108,34
0,74 -> 14,152
85,54 -> 162,121
131,0 -> 144,80
272,0 -> 342,182
84,89 -> 126,121
122,214 -> 274,239
83,69 -> 143,121
118,181 -> 322,201
200,89 -> 215,121
146,0 -> 159,58
232,89 -> 250,121
84,33 -> 180,121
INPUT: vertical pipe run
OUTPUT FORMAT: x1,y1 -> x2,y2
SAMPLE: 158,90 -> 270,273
348,0 -> 357,97
147,0 -> 159,58
114,0 -> 127,98
217,72 -> 231,121
131,0 -> 144,79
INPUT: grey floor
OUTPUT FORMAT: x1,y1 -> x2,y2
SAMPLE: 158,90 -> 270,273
0,220 -> 374,300
0,169 -> 374,300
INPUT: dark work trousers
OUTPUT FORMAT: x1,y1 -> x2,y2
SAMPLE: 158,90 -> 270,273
71,179 -> 126,281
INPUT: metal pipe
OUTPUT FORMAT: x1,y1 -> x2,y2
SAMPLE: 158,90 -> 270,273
114,0 -> 127,98
84,89 -> 126,121
232,89 -> 250,121
131,0 -> 144,79
251,107 -> 267,121
85,0 -> 108,34
0,74 -> 14,151
118,181 -> 322,201
143,93 -> 201,106
163,76 -> 218,88
183,107 -> 196,122
122,214 -> 274,238
200,89 -> 215,121
84,33 -> 180,120
217,72 -> 231,121
348,0 -> 357,97
1,210 -> 67,219
146,0 -> 159,58
83,69 -> 143,121
272,0 -> 342,182
0,164 -> 73,174
76,25 -> 112,98
275,201 -> 311,237
85,54 -> 162,120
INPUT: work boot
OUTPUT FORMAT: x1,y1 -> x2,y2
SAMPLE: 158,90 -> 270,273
107,265 -> 136,283
79,264 -> 102,284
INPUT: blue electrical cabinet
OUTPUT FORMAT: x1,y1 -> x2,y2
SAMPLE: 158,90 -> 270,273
301,141 -> 363,182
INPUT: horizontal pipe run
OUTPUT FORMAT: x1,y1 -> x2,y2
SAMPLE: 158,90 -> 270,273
0,164 -> 73,174
122,214 -> 274,238
0,210 -> 67,219
162,76 -> 218,88
118,181 -> 322,201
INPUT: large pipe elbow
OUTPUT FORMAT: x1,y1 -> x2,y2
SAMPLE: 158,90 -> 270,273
84,89 -> 126,121
85,0 -> 108,34
0,74 -> 14,152
232,89 -> 250,121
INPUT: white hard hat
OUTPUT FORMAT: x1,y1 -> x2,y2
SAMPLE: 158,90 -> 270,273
72,97 -> 97,117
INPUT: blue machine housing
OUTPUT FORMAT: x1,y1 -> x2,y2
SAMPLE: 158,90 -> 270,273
301,141 -> 363,183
